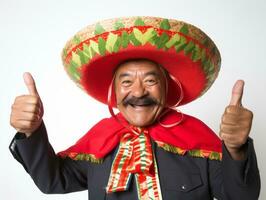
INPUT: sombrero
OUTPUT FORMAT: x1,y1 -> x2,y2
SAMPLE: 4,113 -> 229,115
61,16 -> 221,106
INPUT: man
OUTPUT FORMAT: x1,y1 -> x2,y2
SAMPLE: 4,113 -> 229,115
10,17 -> 260,199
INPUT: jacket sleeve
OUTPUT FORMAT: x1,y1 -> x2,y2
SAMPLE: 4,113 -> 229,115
9,121 -> 89,194
209,138 -> 260,200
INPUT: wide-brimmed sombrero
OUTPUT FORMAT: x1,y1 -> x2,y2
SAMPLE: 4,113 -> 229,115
61,16 -> 221,106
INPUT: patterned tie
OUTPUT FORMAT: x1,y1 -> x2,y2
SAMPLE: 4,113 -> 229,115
106,127 -> 162,199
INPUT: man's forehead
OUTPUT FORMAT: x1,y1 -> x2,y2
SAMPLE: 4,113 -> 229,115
117,71 -> 161,80
114,59 -> 162,75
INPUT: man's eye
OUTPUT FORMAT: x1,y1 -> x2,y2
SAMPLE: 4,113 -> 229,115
121,80 -> 132,86
145,79 -> 157,85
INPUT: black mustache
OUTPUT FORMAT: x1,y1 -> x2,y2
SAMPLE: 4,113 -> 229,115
122,96 -> 159,107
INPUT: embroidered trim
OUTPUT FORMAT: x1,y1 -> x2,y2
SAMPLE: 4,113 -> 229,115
155,141 -> 222,161
60,152 -> 103,163
60,142 -> 222,163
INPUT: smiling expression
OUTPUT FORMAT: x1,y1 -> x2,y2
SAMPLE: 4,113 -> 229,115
114,59 -> 167,127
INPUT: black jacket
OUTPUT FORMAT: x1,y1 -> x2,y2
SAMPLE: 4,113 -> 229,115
9,122 -> 260,200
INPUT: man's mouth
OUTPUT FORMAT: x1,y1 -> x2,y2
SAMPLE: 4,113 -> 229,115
128,102 -> 154,108
123,96 -> 158,108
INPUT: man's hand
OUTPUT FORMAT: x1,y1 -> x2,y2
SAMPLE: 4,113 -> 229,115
10,72 -> 44,137
220,80 -> 253,160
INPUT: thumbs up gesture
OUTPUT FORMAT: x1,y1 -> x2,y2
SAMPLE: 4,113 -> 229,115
10,72 -> 44,137
220,80 -> 253,160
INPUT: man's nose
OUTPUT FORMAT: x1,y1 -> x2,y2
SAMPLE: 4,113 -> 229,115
131,80 -> 147,98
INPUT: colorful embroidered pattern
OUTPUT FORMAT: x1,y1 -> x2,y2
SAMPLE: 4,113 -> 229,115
61,17 -> 221,97
65,152 -> 103,163
106,129 -> 162,199
155,141 -> 222,160
59,140 -> 222,163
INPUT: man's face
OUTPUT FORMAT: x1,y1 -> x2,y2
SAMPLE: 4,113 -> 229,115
114,60 -> 166,127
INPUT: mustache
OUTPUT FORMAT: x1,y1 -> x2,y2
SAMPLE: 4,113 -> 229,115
121,95 -> 160,107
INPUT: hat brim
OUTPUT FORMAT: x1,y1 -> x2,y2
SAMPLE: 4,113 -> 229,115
62,16 -> 221,107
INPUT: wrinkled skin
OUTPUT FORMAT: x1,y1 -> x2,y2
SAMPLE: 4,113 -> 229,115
114,59 -> 166,127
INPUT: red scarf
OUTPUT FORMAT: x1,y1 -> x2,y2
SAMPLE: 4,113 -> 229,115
58,109 -> 222,161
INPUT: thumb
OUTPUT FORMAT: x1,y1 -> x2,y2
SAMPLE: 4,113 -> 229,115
229,80 -> 244,106
23,72 -> 39,96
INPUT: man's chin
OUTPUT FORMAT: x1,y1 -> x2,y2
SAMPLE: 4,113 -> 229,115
128,117 -> 154,127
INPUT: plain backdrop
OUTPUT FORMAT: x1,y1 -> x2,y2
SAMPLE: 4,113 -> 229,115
0,0 -> 265,199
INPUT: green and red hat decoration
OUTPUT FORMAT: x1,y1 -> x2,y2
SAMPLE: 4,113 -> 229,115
62,16 -> 221,106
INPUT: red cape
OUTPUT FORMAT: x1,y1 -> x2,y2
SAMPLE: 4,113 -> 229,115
58,109 -> 222,160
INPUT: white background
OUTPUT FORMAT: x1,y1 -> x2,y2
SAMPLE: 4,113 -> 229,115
0,0 -> 265,199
